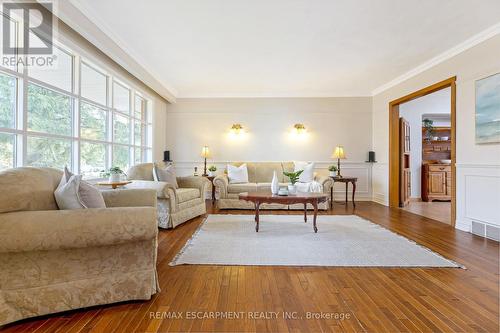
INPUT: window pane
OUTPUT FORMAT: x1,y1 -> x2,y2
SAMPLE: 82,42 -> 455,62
0,132 -> 14,170
81,63 -> 107,105
134,120 -> 144,146
113,145 -> 129,170
28,84 -> 72,136
134,95 -> 143,119
26,136 -> 71,169
113,82 -> 130,112
80,102 -> 106,141
113,113 -> 130,144
144,148 -> 152,162
28,47 -> 73,92
0,73 -> 16,128
81,141 -> 106,179
134,147 -> 142,164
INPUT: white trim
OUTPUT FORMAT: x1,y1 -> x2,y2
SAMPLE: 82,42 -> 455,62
178,91 -> 372,99
372,22 -> 500,96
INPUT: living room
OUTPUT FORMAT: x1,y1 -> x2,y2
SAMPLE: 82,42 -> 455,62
0,1 -> 499,332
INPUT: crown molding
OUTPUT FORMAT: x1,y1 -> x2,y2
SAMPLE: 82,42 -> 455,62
62,0 -> 177,102
372,22 -> 500,96
177,91 -> 372,98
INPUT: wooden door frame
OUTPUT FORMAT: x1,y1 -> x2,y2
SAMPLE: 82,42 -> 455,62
389,76 -> 456,226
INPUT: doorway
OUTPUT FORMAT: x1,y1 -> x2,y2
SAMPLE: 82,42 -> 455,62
389,77 -> 456,225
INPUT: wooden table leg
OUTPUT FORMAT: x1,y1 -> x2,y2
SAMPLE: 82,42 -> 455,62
255,201 -> 260,232
352,181 -> 356,207
304,203 -> 307,222
211,183 -> 216,204
345,182 -> 348,204
313,200 -> 318,233
330,186 -> 333,208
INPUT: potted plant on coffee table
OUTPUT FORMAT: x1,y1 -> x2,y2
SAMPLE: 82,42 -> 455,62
208,165 -> 217,177
101,166 -> 126,182
283,170 -> 303,194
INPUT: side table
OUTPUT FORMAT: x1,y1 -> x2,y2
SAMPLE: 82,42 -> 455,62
330,176 -> 357,208
205,176 -> 216,204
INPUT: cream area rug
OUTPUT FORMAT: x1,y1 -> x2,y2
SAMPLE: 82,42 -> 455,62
170,214 -> 462,268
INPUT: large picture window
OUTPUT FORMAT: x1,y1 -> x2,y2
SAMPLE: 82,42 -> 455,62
0,36 -> 153,174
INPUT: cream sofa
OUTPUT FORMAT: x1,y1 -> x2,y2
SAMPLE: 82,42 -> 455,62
213,162 -> 333,210
0,167 -> 159,326
127,163 -> 209,229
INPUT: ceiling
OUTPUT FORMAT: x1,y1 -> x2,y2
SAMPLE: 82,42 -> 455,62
69,0 -> 500,98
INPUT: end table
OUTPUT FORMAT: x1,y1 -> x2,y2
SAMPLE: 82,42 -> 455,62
205,176 -> 216,204
330,176 -> 357,208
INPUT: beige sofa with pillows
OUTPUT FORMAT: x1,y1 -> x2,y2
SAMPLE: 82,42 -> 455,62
126,162 -> 209,229
0,167 -> 159,326
213,162 -> 333,210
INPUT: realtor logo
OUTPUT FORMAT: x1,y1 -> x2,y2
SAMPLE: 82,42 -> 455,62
2,1 -> 53,55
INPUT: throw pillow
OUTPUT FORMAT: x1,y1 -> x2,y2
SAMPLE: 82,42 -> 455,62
227,163 -> 249,184
153,163 -> 179,188
294,161 -> 315,183
55,167 -> 106,209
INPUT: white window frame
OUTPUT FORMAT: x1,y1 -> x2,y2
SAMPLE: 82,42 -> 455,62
0,30 -> 153,176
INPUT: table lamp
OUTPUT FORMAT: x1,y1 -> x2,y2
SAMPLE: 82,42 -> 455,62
201,146 -> 210,176
332,146 -> 346,177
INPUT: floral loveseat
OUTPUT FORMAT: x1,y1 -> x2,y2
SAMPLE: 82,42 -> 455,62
126,163 -> 209,229
213,162 -> 333,210
0,167 -> 159,325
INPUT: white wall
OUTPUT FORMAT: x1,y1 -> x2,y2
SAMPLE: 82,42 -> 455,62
399,88 -> 451,197
166,97 -> 374,200
372,34 -> 500,230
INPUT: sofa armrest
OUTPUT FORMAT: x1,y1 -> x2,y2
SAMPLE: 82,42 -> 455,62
177,176 -> 210,196
315,175 -> 334,193
101,188 -> 157,207
125,180 -> 177,201
0,207 -> 157,253
213,175 -> 229,198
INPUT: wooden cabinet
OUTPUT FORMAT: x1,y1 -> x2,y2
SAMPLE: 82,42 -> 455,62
422,164 -> 451,201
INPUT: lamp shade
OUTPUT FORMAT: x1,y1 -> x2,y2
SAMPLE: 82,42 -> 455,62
201,146 -> 211,158
332,146 -> 346,159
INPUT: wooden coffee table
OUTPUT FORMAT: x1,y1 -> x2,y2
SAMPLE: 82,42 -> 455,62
239,191 -> 328,233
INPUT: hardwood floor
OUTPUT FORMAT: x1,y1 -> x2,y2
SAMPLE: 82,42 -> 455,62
2,201 -> 498,333
401,200 -> 451,224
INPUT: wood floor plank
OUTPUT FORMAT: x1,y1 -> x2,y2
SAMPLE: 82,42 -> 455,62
1,201 -> 498,333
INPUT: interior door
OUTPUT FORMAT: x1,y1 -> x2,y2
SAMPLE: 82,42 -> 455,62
399,117 -> 411,207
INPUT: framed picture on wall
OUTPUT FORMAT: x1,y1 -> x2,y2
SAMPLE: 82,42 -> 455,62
475,72 -> 500,144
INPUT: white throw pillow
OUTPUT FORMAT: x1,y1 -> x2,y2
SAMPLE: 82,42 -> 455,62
154,163 -> 179,188
294,161 -> 315,183
227,164 -> 249,184
55,167 -> 106,209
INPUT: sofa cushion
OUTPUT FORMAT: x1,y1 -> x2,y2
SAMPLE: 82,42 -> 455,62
0,167 -> 62,213
153,163 -> 178,188
176,188 -> 201,203
127,163 -> 155,181
60,167 -> 106,209
227,183 -> 258,193
227,163 -> 249,184
294,161 -> 315,183
256,162 -> 294,183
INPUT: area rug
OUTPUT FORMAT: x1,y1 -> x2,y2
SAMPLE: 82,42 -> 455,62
170,214 -> 463,268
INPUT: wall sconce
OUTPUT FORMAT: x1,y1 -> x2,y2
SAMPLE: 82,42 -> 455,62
294,123 -> 306,135
230,123 -> 244,135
